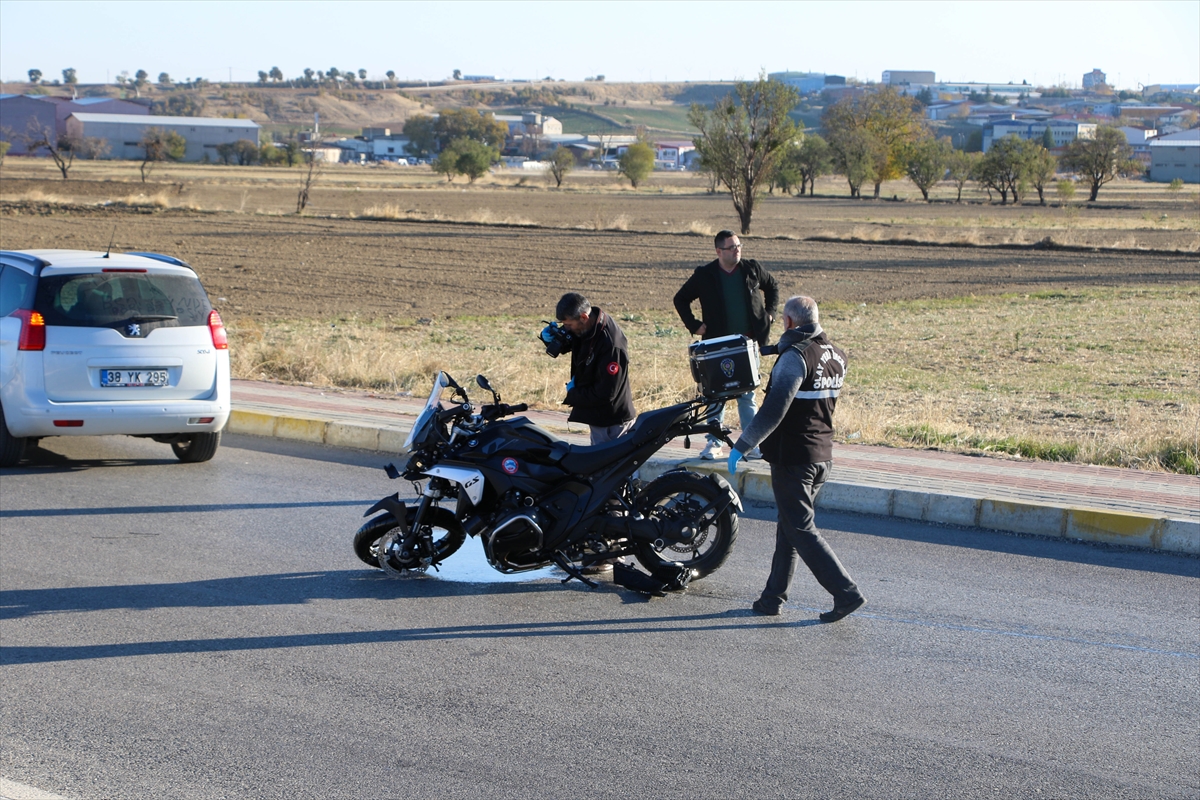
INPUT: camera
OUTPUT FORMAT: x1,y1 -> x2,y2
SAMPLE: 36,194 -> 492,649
539,320 -> 575,358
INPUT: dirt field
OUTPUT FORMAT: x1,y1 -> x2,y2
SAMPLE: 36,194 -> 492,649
1,203 -> 1195,322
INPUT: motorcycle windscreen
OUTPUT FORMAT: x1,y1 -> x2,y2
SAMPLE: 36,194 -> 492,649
404,371 -> 453,450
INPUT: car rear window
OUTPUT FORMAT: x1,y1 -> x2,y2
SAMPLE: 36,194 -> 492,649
34,272 -> 213,328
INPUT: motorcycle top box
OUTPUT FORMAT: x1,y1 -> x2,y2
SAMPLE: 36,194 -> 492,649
688,335 -> 761,400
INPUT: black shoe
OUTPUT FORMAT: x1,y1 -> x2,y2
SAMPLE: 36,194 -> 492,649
751,599 -> 780,616
819,596 -> 865,623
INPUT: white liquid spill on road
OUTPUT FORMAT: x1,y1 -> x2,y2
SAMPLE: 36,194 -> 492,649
426,541 -> 558,583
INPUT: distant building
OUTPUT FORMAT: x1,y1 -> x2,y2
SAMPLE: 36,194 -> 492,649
64,113 -> 260,161
1148,132 -> 1199,183
883,70 -> 936,86
1082,69 -> 1107,89
44,96 -> 148,136
768,72 -> 827,94
1118,126 -> 1157,166
494,112 -> 562,137
983,121 -> 1096,152
0,94 -> 58,154
462,75 -> 496,82
654,140 -> 696,169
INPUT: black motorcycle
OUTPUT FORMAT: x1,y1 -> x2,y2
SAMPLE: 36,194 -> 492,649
353,372 -> 741,591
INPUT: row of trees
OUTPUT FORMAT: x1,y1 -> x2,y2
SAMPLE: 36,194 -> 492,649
690,76 -> 1146,233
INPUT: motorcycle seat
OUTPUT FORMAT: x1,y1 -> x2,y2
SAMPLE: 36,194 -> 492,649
558,405 -> 686,475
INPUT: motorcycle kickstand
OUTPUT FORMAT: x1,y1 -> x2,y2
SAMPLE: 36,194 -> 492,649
550,552 -> 598,589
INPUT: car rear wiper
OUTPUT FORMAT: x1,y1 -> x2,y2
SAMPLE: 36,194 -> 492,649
125,314 -> 179,322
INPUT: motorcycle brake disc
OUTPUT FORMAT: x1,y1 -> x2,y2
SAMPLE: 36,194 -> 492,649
378,531 -> 428,578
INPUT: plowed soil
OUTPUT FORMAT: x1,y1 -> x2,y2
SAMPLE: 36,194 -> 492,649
1,203 -> 1196,323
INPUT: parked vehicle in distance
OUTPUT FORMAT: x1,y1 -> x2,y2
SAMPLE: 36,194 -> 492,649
0,249 -> 230,466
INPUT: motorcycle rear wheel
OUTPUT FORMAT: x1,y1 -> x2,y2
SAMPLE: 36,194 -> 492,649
633,471 -> 738,579
353,506 -> 467,570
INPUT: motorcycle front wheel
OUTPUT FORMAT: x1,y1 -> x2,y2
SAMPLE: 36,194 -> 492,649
353,505 -> 467,570
634,471 -> 738,579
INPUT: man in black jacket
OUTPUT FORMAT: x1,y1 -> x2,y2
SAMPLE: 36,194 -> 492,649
673,230 -> 779,460
551,292 -> 636,445
727,295 -> 865,623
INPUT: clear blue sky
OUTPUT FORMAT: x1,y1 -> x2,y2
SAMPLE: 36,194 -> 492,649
2,0 -> 1197,90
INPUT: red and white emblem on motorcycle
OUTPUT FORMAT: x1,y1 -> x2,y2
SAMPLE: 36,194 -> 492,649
502,457 -> 519,474
607,361 -> 620,375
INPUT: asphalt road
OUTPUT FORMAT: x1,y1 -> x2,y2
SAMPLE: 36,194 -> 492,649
2,435 -> 1197,800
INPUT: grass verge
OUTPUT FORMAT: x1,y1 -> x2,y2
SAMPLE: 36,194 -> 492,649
227,285 -> 1199,474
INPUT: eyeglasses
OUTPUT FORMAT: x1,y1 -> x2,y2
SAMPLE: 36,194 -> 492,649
718,243 -> 742,251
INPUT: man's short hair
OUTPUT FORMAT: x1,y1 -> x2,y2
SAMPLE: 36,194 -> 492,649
714,230 -> 737,249
556,292 -> 590,321
784,295 -> 819,326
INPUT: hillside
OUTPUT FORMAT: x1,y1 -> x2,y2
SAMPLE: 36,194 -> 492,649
0,80 -> 744,137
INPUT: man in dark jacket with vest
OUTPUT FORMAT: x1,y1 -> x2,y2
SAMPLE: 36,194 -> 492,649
673,230 -> 779,461
727,295 -> 865,623
550,292 -> 636,445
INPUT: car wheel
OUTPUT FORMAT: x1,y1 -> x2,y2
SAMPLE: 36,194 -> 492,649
0,403 -> 27,468
171,431 -> 221,463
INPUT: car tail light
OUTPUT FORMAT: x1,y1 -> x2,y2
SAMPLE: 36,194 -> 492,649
14,309 -> 46,351
208,310 -> 228,350
102,268 -> 148,273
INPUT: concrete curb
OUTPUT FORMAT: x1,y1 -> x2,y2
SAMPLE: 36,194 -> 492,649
227,410 -> 1199,557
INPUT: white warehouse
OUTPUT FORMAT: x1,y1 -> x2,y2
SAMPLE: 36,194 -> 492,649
64,113 -> 261,162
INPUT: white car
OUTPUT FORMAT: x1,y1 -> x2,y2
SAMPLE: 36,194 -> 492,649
0,249 -> 230,466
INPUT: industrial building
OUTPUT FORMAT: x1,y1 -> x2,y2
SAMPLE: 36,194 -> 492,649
63,113 -> 260,162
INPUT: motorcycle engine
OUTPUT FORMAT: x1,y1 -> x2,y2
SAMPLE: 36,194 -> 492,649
483,510 -> 546,572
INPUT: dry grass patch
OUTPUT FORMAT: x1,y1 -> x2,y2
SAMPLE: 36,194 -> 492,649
227,284 -> 1198,473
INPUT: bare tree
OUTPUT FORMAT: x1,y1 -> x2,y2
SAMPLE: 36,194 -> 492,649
296,148 -> 321,212
23,122 -> 76,179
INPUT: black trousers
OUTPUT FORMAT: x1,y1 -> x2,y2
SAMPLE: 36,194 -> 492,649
759,461 -> 861,610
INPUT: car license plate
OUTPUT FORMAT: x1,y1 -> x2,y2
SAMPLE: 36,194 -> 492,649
101,369 -> 169,387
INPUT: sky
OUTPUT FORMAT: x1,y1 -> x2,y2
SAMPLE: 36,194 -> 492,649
1,0 -> 1197,91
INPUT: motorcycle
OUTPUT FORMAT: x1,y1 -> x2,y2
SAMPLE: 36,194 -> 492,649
353,372 -> 742,591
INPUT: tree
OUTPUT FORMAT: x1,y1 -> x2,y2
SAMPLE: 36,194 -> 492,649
139,127 -> 186,182
977,135 -> 1042,204
792,134 -> 832,196
453,69 -> 462,81
945,150 -> 980,202
158,72 -> 172,86
1060,126 -> 1140,201
432,138 -> 498,183
688,73 -> 800,233
134,69 -> 149,95
296,147 -> 320,212
548,146 -> 575,187
902,136 -> 952,201
358,69 -> 367,81
75,136 -> 111,160
28,69 -> 42,84
62,68 -> 77,85
0,140 -> 10,166
771,138 -> 804,195
618,141 -> 656,188
1025,145 -> 1057,205
831,127 -> 881,198
22,123 -> 75,179
432,147 -> 460,182
1041,126 -> 1055,150
386,70 -> 396,84
434,108 -> 508,149
402,115 -> 437,157
823,86 -> 926,198
258,70 -> 270,84
270,66 -> 283,82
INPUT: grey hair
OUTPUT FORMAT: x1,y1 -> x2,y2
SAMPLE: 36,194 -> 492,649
556,292 -> 590,321
784,295 -> 818,326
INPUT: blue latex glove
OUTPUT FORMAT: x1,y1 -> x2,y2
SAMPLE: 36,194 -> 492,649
540,325 -> 556,344
566,377 -> 575,392
728,448 -> 743,475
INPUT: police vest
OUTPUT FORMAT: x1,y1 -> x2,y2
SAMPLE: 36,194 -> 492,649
760,332 -> 847,465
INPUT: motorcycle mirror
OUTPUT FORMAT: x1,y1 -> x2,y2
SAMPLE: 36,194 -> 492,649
476,374 -> 501,404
